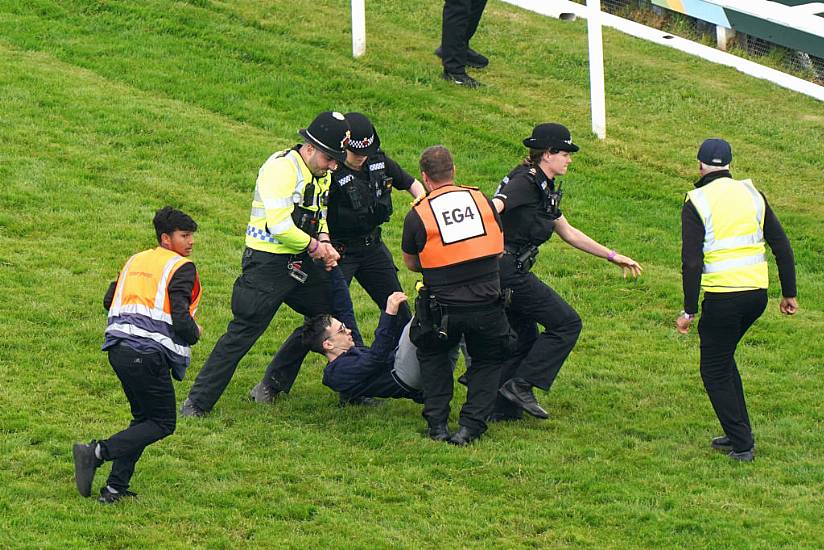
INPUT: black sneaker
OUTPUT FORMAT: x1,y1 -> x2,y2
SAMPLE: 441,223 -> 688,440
434,46 -> 489,69
72,440 -> 102,497
728,448 -> 755,462
339,394 -> 381,407
249,382 -> 280,404
98,485 -> 138,504
180,397 -> 206,417
442,70 -> 481,89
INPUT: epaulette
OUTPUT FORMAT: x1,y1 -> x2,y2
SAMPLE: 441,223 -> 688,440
528,167 -> 537,176
456,184 -> 479,190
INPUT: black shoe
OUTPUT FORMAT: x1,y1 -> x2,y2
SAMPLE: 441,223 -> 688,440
98,485 -> 138,504
180,397 -> 206,417
448,426 -> 483,446
72,440 -> 102,497
249,382 -> 280,404
339,394 -> 381,407
442,70 -> 481,89
427,423 -> 451,442
499,378 -> 549,419
711,435 -> 733,451
728,448 -> 755,462
434,46 -> 489,69
486,411 -> 524,423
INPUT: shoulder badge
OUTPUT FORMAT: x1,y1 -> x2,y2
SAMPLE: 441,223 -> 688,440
411,194 -> 427,207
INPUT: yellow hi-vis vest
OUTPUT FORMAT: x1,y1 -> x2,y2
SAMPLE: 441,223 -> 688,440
687,177 -> 768,292
105,247 -> 202,376
245,148 -> 330,255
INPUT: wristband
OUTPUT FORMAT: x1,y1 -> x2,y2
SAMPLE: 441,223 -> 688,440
679,310 -> 694,321
607,250 -> 617,262
319,239 -> 331,243
308,238 -> 319,254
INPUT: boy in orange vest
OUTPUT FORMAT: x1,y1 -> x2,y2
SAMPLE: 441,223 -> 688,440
72,206 -> 202,503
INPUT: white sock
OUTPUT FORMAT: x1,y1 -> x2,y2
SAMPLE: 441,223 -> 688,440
106,485 -> 119,494
94,444 -> 103,460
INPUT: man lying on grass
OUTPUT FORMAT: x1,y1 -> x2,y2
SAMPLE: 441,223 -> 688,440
302,270 -> 458,406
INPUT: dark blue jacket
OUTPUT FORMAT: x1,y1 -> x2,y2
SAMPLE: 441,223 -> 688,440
322,311 -> 421,402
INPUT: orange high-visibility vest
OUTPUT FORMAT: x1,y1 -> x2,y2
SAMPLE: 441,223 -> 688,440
105,247 -> 201,372
413,184 -> 503,268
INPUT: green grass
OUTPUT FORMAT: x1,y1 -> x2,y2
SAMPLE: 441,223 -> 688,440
1,0 -> 822,547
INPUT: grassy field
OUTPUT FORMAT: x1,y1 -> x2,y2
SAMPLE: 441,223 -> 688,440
1,0 -> 822,547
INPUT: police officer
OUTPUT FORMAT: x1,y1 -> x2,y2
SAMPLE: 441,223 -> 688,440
327,112 -> 425,325
676,138 -> 798,462
402,145 -> 513,445
491,123 -> 642,421
180,112 -> 348,416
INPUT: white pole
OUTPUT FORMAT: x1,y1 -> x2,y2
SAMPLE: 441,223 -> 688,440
352,0 -> 366,58
587,0 -> 606,139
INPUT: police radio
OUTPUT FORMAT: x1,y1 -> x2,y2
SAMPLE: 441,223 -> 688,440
545,181 -> 563,219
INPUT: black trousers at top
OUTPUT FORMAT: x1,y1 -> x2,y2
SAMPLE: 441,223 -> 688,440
100,344 -> 177,492
441,0 -> 488,73
492,254 -> 583,416
187,248 -> 331,412
412,302 -> 513,433
338,240 -> 412,326
698,289 -> 767,453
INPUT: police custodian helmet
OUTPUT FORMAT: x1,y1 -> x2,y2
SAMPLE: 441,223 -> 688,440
523,123 -> 580,153
299,111 -> 351,162
344,112 -> 381,157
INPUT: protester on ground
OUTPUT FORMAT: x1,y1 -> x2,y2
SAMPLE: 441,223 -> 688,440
490,123 -> 642,422
73,207 -> 202,503
676,138 -> 798,462
180,112 -> 347,416
402,145 -> 513,445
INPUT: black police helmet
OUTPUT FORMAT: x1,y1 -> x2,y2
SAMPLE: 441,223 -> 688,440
344,112 -> 381,157
298,111 -> 350,162
523,123 -> 579,152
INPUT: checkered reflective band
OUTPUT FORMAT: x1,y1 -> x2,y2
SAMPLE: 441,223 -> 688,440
349,134 -> 374,151
246,224 -> 280,243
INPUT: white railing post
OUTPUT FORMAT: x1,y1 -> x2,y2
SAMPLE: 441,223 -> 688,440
587,0 -> 607,139
352,0 -> 366,58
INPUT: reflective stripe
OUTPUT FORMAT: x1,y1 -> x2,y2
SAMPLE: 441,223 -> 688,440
268,217 -> 295,234
740,179 -> 765,238
155,257 -> 184,309
287,152 -> 306,203
262,196 -> 295,210
708,233 -> 763,252
690,188 -> 715,249
250,207 -> 266,218
106,323 -> 191,358
246,225 -> 280,244
111,254 -> 138,311
704,254 -> 767,274
108,303 -> 172,324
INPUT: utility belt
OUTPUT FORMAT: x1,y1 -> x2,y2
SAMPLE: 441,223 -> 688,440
413,284 -> 511,342
333,227 -> 382,254
504,244 -> 539,274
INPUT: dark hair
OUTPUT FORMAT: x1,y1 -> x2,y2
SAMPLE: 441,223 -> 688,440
523,148 -> 560,167
301,314 -> 333,354
419,145 -> 454,183
153,206 -> 197,243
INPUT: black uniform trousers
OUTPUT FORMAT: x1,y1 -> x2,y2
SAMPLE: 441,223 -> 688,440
412,302 -> 512,433
187,247 -> 331,412
100,344 -> 177,492
493,254 -> 583,416
441,0 -> 488,74
338,238 -> 412,326
698,289 -> 767,453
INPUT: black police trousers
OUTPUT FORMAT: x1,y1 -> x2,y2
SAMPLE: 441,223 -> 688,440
338,239 -> 412,326
493,254 -> 583,416
186,248 -> 331,412
441,0 -> 488,73
698,289 -> 767,453
411,301 -> 513,433
100,344 -> 176,492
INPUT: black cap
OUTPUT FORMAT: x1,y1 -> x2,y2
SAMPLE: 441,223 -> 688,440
523,123 -> 579,152
697,138 -> 732,166
344,112 -> 381,156
298,111 -> 350,162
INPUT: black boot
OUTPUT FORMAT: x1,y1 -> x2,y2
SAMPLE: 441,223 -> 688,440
448,426 -> 483,446
499,378 -> 549,419
427,423 -> 451,442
